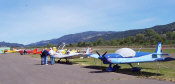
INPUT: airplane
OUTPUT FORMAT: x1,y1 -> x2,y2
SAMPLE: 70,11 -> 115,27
2,48 -> 16,53
89,42 -> 175,72
53,42 -> 91,63
14,48 -> 22,52
18,49 -> 41,55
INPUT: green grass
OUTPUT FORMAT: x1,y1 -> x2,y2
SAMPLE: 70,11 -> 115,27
28,48 -> 175,82
70,58 -> 175,82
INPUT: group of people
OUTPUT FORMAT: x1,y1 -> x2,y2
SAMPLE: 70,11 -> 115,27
40,48 -> 55,65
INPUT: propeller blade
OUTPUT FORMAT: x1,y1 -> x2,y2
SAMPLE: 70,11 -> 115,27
96,51 -> 101,56
102,51 -> 107,58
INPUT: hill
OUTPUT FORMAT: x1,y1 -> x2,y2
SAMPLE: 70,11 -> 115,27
26,22 -> 175,47
91,22 -> 175,40
0,41 -> 24,47
26,31 -> 115,46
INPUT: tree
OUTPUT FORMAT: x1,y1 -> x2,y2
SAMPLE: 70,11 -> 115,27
160,34 -> 167,44
46,44 -> 55,48
93,38 -> 103,46
166,31 -> 174,40
88,42 -> 93,47
67,43 -> 73,47
82,42 -> 86,47
145,29 -> 156,37
110,39 -> 116,46
153,33 -> 161,42
135,34 -> 144,44
77,42 -> 83,47
145,29 -> 160,44
96,38 -> 103,45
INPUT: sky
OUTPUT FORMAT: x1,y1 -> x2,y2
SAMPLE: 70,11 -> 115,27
0,0 -> 175,45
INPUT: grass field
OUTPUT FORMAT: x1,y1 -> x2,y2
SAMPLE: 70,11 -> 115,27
29,48 -> 175,82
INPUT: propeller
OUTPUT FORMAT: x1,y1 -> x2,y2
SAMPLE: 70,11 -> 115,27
102,51 -> 107,58
96,51 -> 100,56
95,51 -> 108,71
96,51 -> 108,61
96,51 -> 107,59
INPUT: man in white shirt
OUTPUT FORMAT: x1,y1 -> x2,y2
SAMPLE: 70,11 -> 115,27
49,48 -> 55,65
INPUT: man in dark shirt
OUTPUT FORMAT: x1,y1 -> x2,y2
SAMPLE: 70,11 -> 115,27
23,49 -> 26,55
41,49 -> 49,65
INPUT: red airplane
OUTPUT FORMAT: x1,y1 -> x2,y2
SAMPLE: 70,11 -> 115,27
19,49 -> 43,55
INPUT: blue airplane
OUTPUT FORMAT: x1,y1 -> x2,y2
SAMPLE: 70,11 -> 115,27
89,42 -> 174,72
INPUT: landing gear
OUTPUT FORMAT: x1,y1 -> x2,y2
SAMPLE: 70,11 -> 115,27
131,67 -> 141,72
57,59 -> 61,63
106,64 -> 113,72
57,58 -> 70,63
112,64 -> 120,71
128,64 -> 141,72
65,58 -> 69,63
106,64 -> 120,72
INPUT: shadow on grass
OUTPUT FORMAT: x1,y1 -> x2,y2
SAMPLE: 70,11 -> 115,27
72,61 -> 87,62
56,61 -> 75,65
34,60 -> 80,65
55,60 -> 88,65
83,65 -> 162,77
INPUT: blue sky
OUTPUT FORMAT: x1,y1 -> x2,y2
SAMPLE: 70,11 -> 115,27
0,0 -> 175,45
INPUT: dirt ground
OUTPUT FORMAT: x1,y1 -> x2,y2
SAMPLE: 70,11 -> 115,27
0,53 -> 174,84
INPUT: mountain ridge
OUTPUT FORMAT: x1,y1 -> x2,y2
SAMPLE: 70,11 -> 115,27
1,22 -> 175,47
0,41 -> 24,47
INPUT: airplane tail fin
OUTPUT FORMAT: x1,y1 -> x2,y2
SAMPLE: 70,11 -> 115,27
33,49 -> 37,54
154,42 -> 168,58
155,42 -> 162,54
86,47 -> 91,54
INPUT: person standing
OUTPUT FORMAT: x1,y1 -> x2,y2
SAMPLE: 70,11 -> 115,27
40,49 -> 44,65
49,48 -> 55,65
41,49 -> 49,65
23,49 -> 26,55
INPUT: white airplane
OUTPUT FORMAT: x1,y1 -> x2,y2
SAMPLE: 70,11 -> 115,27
53,43 -> 91,63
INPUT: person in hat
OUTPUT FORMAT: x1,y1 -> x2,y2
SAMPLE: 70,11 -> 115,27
49,48 -> 55,65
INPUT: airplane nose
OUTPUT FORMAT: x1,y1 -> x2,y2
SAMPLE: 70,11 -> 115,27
107,58 -> 111,62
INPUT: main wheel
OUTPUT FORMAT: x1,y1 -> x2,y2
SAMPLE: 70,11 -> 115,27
57,60 -> 60,63
112,65 -> 120,71
66,60 -> 69,63
131,67 -> 141,72
106,67 -> 113,72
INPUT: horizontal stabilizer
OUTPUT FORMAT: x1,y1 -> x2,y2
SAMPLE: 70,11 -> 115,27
155,57 -> 175,61
152,53 -> 169,56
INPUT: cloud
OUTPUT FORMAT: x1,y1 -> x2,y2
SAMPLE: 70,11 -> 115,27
133,18 -> 156,25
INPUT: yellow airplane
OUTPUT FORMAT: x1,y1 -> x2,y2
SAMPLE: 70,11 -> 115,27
2,48 -> 16,53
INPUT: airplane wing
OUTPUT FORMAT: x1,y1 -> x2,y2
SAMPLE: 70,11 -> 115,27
54,47 -> 92,59
54,53 -> 88,59
88,54 -> 99,59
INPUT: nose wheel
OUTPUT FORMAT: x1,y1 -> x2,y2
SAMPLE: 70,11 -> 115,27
106,64 -> 120,72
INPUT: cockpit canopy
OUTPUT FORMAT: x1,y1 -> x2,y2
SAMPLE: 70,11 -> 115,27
115,48 -> 136,57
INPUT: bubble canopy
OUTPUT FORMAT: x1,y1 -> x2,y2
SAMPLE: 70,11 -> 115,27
115,48 -> 136,57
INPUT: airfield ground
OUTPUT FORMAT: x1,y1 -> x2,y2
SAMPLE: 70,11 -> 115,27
0,53 -> 174,84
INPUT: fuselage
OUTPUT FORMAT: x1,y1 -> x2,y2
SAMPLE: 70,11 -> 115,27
97,52 -> 163,64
